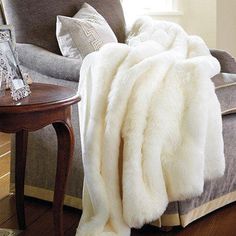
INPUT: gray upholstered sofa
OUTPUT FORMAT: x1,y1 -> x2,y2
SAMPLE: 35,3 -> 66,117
1,0 -> 236,229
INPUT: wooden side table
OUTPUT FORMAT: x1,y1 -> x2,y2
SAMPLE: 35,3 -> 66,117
0,83 -> 80,236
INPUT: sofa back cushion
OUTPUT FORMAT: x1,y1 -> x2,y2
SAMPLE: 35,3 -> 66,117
1,0 -> 126,54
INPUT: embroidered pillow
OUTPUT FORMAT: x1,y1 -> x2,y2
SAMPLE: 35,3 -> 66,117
56,3 -> 118,59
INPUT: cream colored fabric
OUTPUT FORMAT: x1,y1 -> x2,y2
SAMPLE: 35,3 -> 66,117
77,17 -> 224,236
11,183 -> 83,209
56,3 -> 117,59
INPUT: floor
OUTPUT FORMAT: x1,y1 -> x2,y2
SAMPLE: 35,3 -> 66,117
0,194 -> 235,236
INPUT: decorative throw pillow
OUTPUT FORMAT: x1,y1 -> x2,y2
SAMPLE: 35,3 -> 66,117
56,3 -> 118,59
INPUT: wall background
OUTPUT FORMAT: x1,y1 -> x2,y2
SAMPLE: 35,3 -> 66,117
153,0 -> 217,48
217,0 -> 236,58
182,0 -> 217,49
123,0 -> 236,57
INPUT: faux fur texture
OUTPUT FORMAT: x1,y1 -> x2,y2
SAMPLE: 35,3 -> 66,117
76,17 -> 225,236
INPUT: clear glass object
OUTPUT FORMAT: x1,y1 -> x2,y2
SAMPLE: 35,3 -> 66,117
0,51 -> 10,97
0,40 -> 31,101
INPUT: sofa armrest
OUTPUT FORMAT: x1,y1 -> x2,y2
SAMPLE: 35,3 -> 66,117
210,49 -> 236,74
211,73 -> 236,88
211,73 -> 236,115
16,43 -> 82,82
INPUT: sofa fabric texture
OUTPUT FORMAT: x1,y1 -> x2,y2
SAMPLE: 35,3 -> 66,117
212,73 -> 236,115
1,0 -> 126,54
56,3 -> 118,59
16,43 -> 82,81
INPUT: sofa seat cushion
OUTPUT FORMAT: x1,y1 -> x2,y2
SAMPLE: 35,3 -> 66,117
16,43 -> 82,82
212,73 -> 236,115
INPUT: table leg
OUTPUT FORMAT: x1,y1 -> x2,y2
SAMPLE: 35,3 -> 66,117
53,120 -> 74,236
15,130 -> 28,230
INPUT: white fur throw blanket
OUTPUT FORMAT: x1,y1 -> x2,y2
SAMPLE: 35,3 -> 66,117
77,17 -> 225,236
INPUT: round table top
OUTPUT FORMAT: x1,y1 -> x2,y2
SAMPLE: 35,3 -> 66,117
0,83 -> 80,113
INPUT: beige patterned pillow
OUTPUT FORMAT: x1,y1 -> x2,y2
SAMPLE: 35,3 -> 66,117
56,3 -> 118,59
